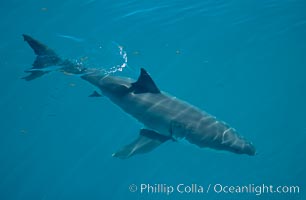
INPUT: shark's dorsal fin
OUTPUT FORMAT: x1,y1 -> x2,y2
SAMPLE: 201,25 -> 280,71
131,68 -> 160,94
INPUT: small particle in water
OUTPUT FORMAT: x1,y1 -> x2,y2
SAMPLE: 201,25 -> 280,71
69,83 -> 76,87
20,129 -> 27,134
80,56 -> 88,62
175,50 -> 181,54
216,81 -> 225,88
41,7 -> 48,12
132,51 -> 140,55
63,71 -> 73,76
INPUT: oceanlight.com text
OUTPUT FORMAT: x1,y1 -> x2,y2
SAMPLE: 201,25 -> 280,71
128,183 -> 300,196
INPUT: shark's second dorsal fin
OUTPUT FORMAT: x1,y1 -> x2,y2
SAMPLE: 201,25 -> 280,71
89,90 -> 102,97
131,68 -> 160,94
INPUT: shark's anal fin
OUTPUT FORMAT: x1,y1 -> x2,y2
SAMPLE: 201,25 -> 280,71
112,129 -> 170,159
130,68 -> 160,94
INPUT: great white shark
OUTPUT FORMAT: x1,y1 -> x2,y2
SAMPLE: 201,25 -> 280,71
22,34 -> 256,159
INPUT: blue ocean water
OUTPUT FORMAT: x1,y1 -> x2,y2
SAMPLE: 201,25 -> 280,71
0,0 -> 305,199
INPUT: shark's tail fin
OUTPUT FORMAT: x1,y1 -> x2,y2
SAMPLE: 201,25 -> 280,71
22,34 -> 88,81
22,34 -> 63,81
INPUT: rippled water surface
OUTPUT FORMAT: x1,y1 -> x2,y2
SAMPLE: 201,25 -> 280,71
0,0 -> 305,199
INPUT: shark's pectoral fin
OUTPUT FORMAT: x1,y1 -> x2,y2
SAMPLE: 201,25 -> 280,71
112,129 -> 170,159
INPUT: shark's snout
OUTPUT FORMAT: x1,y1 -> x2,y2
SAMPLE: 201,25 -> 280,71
244,142 -> 256,156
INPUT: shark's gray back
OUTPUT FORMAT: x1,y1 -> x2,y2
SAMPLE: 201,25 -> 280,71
118,91 -> 255,155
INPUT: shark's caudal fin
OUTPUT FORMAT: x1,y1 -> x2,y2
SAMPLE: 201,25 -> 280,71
22,34 -> 63,81
112,129 -> 171,159
22,34 -> 87,81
